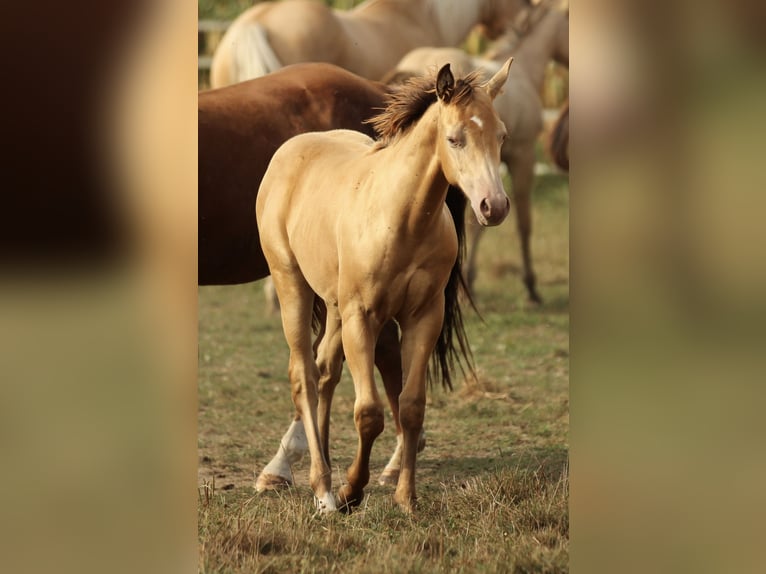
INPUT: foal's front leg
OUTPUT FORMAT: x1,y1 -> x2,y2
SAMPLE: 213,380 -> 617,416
256,319 -> 416,492
395,297 -> 445,513
336,309 -> 385,511
316,305 -> 344,466
376,320 -> 427,486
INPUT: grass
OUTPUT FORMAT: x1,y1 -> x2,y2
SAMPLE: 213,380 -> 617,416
198,173 -> 569,572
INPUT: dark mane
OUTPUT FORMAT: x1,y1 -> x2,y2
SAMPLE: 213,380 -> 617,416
366,69 -> 483,146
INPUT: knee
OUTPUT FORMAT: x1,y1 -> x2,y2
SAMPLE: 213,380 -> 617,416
399,399 -> 425,432
355,405 -> 384,439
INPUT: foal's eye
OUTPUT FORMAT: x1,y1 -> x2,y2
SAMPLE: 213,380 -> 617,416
447,136 -> 463,149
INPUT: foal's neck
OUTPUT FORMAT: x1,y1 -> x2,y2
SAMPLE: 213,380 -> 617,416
384,104 -> 449,232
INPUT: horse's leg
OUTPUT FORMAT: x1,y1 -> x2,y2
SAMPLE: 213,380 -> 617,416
255,299 -> 327,492
335,309 -> 385,511
507,143 -> 542,304
256,318 -> 417,491
376,320 -> 426,486
464,217 -> 485,296
394,297 -> 445,513
262,276 -> 280,315
375,320 -> 403,486
270,268 -> 335,512
254,412 -> 307,492
315,305 -> 344,467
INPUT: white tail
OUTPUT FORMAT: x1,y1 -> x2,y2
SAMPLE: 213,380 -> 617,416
210,22 -> 283,88
234,23 -> 283,82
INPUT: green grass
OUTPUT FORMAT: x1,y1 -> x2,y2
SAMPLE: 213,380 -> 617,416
198,173 -> 569,572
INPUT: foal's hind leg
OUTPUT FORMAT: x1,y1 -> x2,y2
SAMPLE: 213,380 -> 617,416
255,303 -> 341,494
255,415 -> 307,492
270,268 -> 335,512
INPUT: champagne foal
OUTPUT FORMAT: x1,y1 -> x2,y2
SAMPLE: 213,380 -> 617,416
256,59 -> 513,513
199,63 -> 470,492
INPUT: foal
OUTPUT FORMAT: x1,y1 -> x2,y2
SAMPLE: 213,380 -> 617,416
256,59 -> 513,513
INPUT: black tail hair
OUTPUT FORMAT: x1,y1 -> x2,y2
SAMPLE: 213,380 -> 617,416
427,186 -> 476,390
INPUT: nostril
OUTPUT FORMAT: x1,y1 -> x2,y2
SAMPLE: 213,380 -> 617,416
480,198 -> 491,216
505,196 -> 511,210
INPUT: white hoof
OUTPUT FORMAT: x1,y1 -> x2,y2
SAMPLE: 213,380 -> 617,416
315,492 -> 337,514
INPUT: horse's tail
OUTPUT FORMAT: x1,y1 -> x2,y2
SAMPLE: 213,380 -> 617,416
237,22 -> 283,81
428,186 -> 477,391
549,101 -> 569,173
211,21 -> 282,87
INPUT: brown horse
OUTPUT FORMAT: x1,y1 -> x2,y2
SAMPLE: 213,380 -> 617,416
199,63 -> 471,492
256,59 -> 513,513
384,0 -> 569,302
209,0 -> 527,87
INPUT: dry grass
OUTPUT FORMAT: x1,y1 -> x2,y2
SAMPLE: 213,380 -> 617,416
198,173 -> 569,572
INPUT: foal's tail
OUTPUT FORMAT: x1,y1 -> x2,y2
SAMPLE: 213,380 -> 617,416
428,187 -> 476,391
549,101 -> 569,173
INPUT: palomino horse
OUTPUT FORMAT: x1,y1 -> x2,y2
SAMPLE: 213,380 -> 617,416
384,0 -> 568,302
209,0 -> 527,87
199,63 -> 471,492
256,59 -> 513,513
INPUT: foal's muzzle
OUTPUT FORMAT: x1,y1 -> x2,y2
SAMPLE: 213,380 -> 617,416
478,194 -> 511,226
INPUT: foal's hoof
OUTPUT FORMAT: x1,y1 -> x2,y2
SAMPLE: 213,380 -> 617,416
417,430 -> 427,453
378,467 -> 399,486
254,473 -> 292,493
393,492 -> 416,514
315,492 -> 337,514
336,485 -> 363,513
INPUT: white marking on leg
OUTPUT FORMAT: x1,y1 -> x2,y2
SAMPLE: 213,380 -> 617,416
260,419 -> 308,481
315,491 -> 337,514
470,115 -> 483,129
383,435 -> 403,473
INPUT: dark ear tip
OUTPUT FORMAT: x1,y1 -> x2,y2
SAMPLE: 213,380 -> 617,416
437,62 -> 455,101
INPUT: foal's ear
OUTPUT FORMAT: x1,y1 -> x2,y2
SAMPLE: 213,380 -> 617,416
436,63 -> 455,103
484,57 -> 513,100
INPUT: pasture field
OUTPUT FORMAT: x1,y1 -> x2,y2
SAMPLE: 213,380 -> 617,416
198,173 -> 569,573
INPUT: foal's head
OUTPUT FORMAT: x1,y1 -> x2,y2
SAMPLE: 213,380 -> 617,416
368,58 -> 513,226
435,58 -> 513,226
